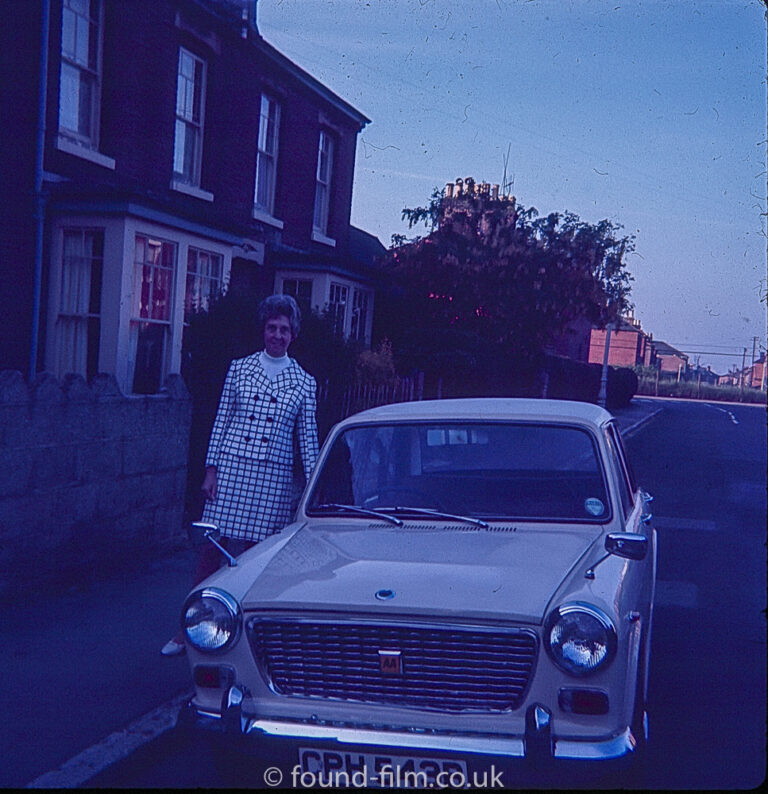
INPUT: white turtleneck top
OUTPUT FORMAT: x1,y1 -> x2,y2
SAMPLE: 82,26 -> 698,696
259,350 -> 291,381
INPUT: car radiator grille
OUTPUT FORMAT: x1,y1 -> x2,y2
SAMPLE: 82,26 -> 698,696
247,619 -> 537,713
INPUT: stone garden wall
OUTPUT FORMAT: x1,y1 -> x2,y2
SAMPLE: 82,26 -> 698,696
0,370 -> 191,598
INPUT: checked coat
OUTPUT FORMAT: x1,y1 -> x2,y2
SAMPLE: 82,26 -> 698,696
201,352 -> 319,542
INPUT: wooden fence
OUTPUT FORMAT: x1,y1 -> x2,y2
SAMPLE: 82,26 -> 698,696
317,372 -> 425,433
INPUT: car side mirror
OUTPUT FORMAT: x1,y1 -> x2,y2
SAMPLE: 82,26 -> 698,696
605,532 -> 648,561
189,521 -> 220,547
189,521 -> 238,567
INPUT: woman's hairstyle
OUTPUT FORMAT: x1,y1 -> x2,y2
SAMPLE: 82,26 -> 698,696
257,293 -> 302,338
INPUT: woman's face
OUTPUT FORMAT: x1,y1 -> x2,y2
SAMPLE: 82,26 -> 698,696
263,314 -> 293,357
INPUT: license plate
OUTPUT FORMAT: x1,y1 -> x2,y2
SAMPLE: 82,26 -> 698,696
298,747 -> 469,788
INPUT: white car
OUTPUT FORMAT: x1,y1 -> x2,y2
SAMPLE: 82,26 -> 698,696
179,398 -> 656,787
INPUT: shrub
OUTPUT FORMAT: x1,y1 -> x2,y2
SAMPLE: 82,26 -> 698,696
637,376 -> 766,404
606,366 -> 638,410
356,339 -> 396,386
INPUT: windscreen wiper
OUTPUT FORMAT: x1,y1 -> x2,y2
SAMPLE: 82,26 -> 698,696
312,503 -> 402,526
376,506 -> 488,529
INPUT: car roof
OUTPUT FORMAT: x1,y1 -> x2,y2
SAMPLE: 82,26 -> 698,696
335,398 -> 612,429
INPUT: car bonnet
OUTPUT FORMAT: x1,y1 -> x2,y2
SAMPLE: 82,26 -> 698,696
241,522 -> 602,623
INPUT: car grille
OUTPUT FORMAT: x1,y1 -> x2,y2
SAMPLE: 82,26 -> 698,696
247,618 -> 537,713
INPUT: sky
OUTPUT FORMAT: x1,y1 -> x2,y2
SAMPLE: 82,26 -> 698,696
258,0 -> 767,375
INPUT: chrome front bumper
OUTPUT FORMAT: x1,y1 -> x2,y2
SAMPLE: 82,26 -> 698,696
184,686 -> 639,762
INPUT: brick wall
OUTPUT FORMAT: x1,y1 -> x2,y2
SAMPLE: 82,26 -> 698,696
0,370 -> 191,598
588,327 -> 645,367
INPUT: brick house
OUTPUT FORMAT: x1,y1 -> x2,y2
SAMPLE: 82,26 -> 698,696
588,314 -> 650,368
687,364 -> 719,386
1,0 -> 375,394
274,225 -> 384,345
748,354 -> 766,389
649,340 -> 689,377
718,354 -> 767,389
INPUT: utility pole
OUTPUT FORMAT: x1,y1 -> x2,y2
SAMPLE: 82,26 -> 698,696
751,336 -> 759,364
739,347 -> 747,400
598,323 -> 613,408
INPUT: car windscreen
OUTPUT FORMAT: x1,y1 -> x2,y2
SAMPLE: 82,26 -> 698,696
307,421 -> 611,522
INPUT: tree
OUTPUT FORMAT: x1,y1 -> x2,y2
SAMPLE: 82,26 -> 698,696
375,182 -> 634,379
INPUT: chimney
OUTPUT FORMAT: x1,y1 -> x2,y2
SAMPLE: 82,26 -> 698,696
445,182 -> 454,198
455,177 -> 464,196
237,0 -> 258,37
491,184 -> 499,200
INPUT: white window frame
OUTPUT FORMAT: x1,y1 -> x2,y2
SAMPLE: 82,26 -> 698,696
184,247 -> 225,323
253,94 -> 281,218
329,282 -> 348,336
58,0 -> 105,152
52,227 -> 104,380
46,216 -> 234,394
312,130 -> 335,244
173,47 -> 206,188
129,234 -> 177,394
281,277 -> 313,312
350,288 -> 370,343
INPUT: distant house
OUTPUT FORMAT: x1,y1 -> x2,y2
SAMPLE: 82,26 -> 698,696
717,369 -> 739,386
748,354 -> 767,389
588,313 -> 650,368
649,340 -> 689,377
1,0 -> 375,394
718,354 -> 767,390
687,364 -> 719,386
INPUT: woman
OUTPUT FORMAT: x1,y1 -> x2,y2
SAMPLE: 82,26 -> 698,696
162,294 -> 319,655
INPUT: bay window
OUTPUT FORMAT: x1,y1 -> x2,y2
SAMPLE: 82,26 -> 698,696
282,277 -> 313,315
131,235 -> 176,394
350,288 -> 369,343
185,247 -> 223,322
53,228 -> 104,380
329,282 -> 348,336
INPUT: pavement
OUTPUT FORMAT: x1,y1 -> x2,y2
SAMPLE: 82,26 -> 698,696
2,547 -> 197,789
611,395 -> 665,438
2,396 -> 665,789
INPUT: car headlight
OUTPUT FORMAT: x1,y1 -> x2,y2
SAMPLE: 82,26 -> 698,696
182,588 -> 242,653
544,603 -> 617,676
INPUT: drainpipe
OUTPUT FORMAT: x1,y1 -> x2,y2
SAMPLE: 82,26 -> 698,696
30,0 -> 50,381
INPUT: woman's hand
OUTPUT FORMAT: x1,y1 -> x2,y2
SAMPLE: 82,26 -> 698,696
201,467 -> 218,500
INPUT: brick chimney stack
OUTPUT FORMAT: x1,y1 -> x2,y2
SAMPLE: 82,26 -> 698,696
235,0 -> 259,37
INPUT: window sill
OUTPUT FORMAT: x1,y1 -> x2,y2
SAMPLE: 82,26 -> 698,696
252,207 -> 284,229
56,134 -> 116,169
311,230 -> 336,247
171,179 -> 214,202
